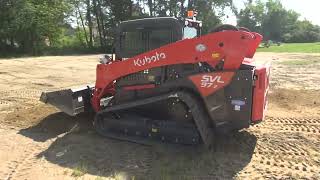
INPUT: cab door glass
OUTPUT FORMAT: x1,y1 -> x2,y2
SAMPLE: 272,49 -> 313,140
121,31 -> 147,57
183,27 -> 197,39
149,29 -> 172,50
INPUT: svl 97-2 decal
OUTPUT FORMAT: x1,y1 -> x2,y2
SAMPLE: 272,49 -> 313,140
189,72 -> 235,97
201,75 -> 225,88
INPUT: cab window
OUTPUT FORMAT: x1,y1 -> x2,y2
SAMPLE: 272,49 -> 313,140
120,31 -> 147,57
149,29 -> 172,50
120,28 -> 173,57
183,27 -> 197,39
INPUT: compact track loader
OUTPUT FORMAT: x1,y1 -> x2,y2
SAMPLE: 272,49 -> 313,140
40,16 -> 270,147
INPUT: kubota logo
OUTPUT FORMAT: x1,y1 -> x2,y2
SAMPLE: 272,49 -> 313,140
134,52 -> 166,67
201,75 -> 225,88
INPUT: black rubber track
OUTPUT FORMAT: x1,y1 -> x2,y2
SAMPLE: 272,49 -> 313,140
93,91 -> 215,148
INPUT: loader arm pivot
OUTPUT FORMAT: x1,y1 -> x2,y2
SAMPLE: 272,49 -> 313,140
92,31 -> 262,112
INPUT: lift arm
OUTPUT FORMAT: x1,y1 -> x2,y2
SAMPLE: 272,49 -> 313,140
91,30 -> 262,112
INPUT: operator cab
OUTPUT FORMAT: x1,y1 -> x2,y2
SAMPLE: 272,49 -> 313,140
115,16 -> 202,59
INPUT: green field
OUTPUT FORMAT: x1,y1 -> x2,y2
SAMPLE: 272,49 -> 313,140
257,43 -> 320,53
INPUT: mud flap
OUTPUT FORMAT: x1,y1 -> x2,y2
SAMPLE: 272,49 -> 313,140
40,86 -> 94,116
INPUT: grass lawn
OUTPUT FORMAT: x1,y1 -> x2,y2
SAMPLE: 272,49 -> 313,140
257,42 -> 320,53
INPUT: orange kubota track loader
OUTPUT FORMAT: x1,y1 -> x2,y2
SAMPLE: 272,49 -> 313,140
40,17 -> 270,147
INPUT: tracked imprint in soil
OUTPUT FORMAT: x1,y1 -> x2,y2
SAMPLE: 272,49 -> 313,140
44,134 -> 154,177
0,90 -> 43,113
243,117 -> 320,179
0,130 -> 49,180
0,90 -> 43,101
1,144 -> 43,180
253,117 -> 320,134
0,128 -> 82,180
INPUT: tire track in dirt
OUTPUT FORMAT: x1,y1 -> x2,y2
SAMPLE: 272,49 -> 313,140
253,117 -> 320,134
253,140 -> 318,173
241,117 -> 320,179
0,129 -> 48,180
0,128 -> 72,180
1,144 -> 44,180
0,90 -> 43,101
0,90 -> 44,122
46,133 -> 154,178
266,117 -> 320,124
0,90 -> 42,107
257,124 -> 320,134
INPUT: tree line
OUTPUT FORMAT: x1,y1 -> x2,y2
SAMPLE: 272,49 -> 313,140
237,0 -> 320,43
0,0 -> 233,56
0,0 -> 319,57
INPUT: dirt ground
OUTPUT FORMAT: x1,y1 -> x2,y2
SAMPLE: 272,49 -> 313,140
0,53 -> 319,180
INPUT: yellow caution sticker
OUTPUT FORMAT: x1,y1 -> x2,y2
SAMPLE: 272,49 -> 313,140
148,76 -> 155,81
212,52 -> 220,59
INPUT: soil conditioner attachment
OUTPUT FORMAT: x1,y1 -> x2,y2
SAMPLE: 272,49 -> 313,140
40,17 -> 270,147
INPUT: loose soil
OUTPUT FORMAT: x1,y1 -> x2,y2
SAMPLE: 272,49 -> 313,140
0,53 -> 319,180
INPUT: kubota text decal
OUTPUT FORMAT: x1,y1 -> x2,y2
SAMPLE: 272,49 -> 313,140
134,52 -> 166,67
189,72 -> 235,97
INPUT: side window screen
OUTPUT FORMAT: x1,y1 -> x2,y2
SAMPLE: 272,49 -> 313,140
121,31 -> 146,57
149,29 -> 172,50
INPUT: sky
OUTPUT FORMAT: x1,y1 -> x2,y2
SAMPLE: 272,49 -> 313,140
223,0 -> 320,26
